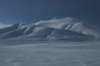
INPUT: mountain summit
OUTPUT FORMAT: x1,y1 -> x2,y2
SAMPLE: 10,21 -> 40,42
0,17 -> 100,41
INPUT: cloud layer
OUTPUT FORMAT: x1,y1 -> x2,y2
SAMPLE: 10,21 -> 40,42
35,17 -> 82,29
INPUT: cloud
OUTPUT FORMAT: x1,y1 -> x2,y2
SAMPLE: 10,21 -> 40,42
0,22 -> 12,29
35,17 -> 74,24
35,17 -> 81,29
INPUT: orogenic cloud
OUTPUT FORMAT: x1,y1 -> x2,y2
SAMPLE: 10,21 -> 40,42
35,17 -> 82,28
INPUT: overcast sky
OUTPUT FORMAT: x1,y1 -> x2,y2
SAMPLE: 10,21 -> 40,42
0,0 -> 100,27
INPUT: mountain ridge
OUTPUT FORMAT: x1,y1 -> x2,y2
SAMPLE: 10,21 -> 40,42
0,17 -> 100,41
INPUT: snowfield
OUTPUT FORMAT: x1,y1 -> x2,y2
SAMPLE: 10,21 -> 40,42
0,41 -> 100,66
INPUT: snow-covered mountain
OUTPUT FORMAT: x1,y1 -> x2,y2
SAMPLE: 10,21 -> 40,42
35,17 -> 100,37
0,17 -> 100,41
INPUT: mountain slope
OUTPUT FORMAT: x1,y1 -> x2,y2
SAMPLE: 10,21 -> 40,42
0,23 -> 26,34
0,17 -> 100,41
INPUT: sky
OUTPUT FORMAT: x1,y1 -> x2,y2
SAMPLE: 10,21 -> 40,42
0,0 -> 100,27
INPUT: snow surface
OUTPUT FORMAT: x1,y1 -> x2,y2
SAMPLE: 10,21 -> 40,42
0,41 -> 100,66
0,17 -> 100,66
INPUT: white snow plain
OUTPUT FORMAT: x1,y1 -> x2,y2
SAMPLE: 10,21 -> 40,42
0,41 -> 100,66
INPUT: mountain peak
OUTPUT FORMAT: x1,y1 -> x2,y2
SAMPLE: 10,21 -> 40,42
12,23 -> 26,29
34,17 -> 100,36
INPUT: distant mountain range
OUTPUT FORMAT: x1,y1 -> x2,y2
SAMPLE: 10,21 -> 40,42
0,17 -> 100,42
